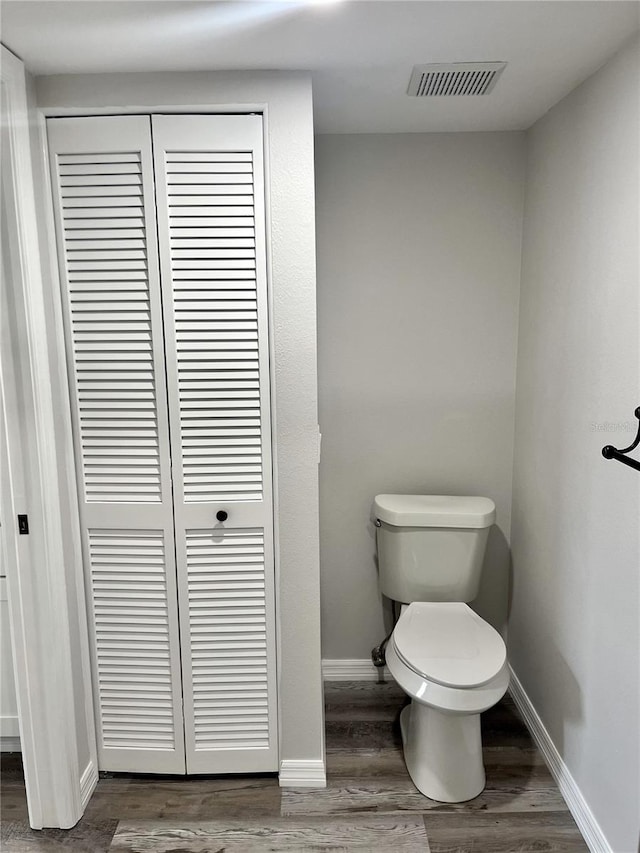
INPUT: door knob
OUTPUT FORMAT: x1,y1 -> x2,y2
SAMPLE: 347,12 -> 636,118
216,510 -> 228,522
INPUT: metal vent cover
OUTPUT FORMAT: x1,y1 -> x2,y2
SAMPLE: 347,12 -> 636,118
407,62 -> 506,97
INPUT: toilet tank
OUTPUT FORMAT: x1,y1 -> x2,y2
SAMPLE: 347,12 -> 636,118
373,495 -> 496,603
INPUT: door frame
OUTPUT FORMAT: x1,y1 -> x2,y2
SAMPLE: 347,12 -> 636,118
0,44 -> 98,828
32,103 -> 284,776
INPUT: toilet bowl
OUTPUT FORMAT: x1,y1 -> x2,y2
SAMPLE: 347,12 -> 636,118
386,601 -> 509,802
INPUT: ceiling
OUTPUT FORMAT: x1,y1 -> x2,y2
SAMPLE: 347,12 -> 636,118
2,1 -> 638,133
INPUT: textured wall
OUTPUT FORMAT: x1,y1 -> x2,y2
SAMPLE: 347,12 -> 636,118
315,132 -> 525,659
511,37 -> 640,853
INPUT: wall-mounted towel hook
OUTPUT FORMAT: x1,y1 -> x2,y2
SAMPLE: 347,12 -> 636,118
602,407 -> 640,472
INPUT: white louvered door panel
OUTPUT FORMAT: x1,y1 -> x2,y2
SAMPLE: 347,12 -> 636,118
47,116 -> 186,773
152,115 -> 277,773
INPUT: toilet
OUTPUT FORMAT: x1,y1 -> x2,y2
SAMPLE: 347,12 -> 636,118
373,494 -> 509,803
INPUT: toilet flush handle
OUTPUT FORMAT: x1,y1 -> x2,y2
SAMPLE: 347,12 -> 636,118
375,518 -> 382,527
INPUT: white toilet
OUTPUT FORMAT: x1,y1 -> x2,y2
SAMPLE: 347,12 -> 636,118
373,494 -> 509,803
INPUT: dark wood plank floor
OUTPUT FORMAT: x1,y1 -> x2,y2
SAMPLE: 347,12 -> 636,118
0,681 -> 588,852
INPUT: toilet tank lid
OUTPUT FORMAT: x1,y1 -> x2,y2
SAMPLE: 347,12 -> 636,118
373,494 -> 496,528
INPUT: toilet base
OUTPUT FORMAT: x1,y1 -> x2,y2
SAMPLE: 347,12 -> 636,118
399,702 -> 485,803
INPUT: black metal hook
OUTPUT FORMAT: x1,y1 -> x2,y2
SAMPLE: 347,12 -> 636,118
602,407 -> 640,472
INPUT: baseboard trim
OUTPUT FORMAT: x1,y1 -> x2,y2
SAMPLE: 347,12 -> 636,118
279,759 -> 326,788
79,760 -> 98,809
0,736 -> 21,753
508,666 -> 612,853
0,714 -> 20,738
322,658 -> 392,681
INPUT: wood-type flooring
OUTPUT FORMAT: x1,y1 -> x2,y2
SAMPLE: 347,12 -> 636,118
0,680 -> 588,852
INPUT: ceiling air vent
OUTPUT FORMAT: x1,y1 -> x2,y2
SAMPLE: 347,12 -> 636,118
407,62 -> 506,97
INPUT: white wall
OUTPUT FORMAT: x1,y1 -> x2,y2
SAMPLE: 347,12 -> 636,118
315,132 -> 525,660
510,37 -> 640,853
35,71 -> 324,769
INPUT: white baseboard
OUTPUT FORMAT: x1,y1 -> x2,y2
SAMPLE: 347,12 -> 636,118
322,658 -> 392,681
79,760 -> 98,809
0,736 -> 21,752
279,759 -> 326,788
508,666 -> 612,853
0,714 -> 20,738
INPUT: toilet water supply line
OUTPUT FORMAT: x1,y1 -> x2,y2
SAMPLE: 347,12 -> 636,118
372,516 -> 395,669
371,599 -> 398,669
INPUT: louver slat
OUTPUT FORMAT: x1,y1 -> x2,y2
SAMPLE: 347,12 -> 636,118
407,62 -> 507,97
186,529 -> 270,750
164,148 -> 264,503
55,149 -> 161,503
89,530 -> 176,750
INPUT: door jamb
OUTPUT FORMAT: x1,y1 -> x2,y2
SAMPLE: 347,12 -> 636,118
0,44 -> 98,828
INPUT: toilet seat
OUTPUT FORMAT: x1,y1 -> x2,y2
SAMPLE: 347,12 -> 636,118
393,602 -> 506,689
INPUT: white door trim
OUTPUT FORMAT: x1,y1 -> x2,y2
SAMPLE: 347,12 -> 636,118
0,44 -> 98,828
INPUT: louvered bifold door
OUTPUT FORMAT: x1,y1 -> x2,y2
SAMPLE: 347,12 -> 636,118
152,115 -> 277,773
47,116 -> 186,773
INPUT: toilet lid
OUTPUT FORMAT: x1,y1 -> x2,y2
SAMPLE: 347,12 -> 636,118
392,602 -> 506,688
